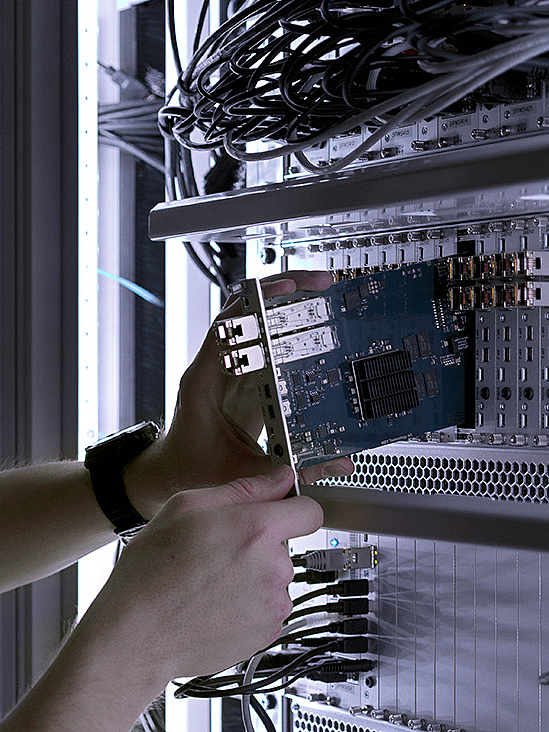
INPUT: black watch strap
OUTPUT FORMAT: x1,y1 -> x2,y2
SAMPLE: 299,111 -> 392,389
89,465 -> 148,538
84,421 -> 160,539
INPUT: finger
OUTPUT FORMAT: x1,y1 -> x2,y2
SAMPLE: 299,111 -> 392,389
218,270 -> 333,318
298,457 -> 355,486
261,495 -> 324,541
169,465 -> 296,514
261,270 -> 333,298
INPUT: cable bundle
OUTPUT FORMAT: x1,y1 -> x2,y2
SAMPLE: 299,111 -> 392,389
160,0 -> 549,174
172,578 -> 373,732
99,99 -> 165,173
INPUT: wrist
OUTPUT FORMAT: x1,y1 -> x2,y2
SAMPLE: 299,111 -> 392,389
123,435 -> 172,520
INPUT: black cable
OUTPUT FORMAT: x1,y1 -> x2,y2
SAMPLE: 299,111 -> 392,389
174,644 -> 334,698
287,597 -> 370,622
194,0 -> 212,54
167,0 -> 183,78
159,0 -> 549,167
250,696 -> 277,732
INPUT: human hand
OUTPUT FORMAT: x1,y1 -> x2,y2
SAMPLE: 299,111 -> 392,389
84,466 -> 323,686
127,271 -> 354,517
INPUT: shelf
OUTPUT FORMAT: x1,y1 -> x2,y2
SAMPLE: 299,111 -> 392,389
149,133 -> 549,244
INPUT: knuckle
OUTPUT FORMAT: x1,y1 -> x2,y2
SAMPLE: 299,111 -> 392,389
224,476 -> 261,504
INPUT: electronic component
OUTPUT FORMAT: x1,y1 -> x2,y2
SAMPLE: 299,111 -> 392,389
215,314 -> 259,346
222,345 -> 265,375
266,297 -> 332,336
221,262 -> 470,470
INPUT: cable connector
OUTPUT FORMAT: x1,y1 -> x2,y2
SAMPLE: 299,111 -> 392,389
293,570 -> 338,585
305,659 -> 375,682
328,618 -> 370,635
329,598 -> 369,616
325,579 -> 370,596
300,637 -> 369,654
97,61 -> 151,99
292,547 -> 377,571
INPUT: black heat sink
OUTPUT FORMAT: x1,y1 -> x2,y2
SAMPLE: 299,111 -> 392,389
352,349 -> 420,420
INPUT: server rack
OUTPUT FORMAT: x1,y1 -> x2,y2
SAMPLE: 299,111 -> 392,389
154,3 -> 549,731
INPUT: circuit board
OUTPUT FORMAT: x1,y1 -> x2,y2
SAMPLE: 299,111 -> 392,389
264,261 -> 471,469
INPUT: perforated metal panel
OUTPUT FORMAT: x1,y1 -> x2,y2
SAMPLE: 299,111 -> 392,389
324,442 -> 549,503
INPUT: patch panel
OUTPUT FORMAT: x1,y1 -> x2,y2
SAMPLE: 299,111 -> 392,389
284,81 -> 549,181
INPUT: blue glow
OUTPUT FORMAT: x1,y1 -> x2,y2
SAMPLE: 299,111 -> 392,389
98,269 -> 164,307
330,538 -> 339,547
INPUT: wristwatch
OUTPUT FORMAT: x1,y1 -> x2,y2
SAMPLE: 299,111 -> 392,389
84,421 -> 161,540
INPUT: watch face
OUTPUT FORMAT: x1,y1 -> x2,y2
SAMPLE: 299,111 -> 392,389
85,421 -> 159,467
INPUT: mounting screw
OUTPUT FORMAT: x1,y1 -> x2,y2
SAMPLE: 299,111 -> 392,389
504,110 -> 511,119
291,703 -> 300,713
421,126 -> 428,135
441,123 -> 447,131
482,114 -> 489,123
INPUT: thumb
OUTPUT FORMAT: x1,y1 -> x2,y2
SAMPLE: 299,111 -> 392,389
169,465 -> 296,514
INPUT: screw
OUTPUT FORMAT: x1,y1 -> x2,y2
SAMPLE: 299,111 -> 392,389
522,313 -> 528,321
500,314 -> 506,322
421,126 -> 428,135
370,709 -> 387,720
504,110 -> 511,119
441,123 -> 447,131
482,114 -> 489,123
291,703 -> 300,713
384,134 -> 390,142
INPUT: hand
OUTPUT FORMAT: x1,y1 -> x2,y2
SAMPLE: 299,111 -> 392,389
0,467 -> 323,732
84,466 -> 323,685
127,271 -> 354,517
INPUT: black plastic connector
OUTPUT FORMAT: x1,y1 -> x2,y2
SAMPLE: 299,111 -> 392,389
329,618 -> 370,635
328,598 -> 369,616
293,570 -> 338,585
326,579 -> 370,596
306,659 -> 375,682
300,636 -> 369,653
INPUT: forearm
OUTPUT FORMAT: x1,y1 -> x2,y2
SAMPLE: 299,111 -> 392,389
0,461 -> 114,593
0,578 -> 164,732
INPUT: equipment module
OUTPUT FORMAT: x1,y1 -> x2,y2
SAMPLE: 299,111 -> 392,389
216,260 -> 471,472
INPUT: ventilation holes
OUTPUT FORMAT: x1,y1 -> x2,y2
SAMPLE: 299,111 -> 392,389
293,716 -> 373,732
319,450 -> 549,502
